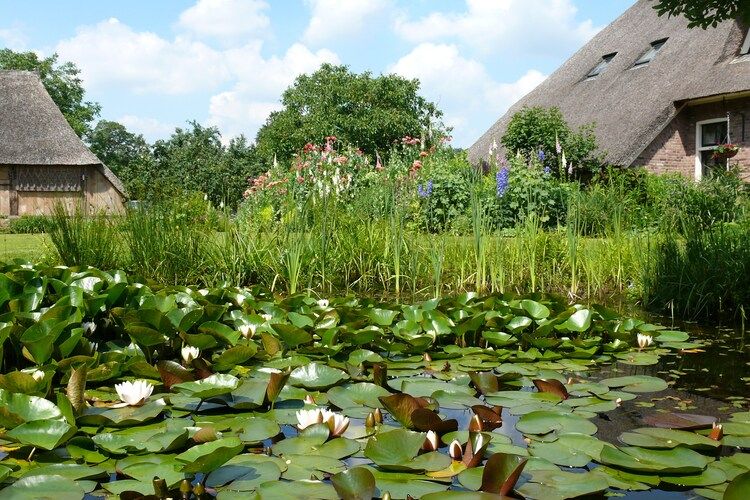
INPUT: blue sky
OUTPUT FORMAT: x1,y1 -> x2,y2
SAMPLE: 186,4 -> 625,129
0,0 -> 634,147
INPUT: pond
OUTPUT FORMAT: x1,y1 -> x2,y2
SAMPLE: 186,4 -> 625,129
0,263 -> 747,499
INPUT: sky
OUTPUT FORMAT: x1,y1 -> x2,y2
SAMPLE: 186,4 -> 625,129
0,0 -> 635,148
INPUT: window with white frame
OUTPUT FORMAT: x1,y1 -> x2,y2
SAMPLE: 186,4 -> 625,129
586,53 -> 617,79
695,118 -> 729,180
633,38 -> 668,67
741,28 -> 750,55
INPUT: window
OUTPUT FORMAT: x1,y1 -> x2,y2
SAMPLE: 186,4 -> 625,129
741,28 -> 750,55
633,38 -> 668,67
586,52 -> 617,79
695,118 -> 729,180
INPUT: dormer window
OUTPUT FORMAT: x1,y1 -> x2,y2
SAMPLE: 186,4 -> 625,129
741,28 -> 750,55
586,53 -> 617,79
633,38 -> 668,67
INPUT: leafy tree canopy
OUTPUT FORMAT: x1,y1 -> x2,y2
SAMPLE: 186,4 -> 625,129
87,120 -> 150,176
152,122 -> 261,207
255,63 -> 446,163
501,106 -> 601,173
652,0 -> 750,29
0,49 -> 100,137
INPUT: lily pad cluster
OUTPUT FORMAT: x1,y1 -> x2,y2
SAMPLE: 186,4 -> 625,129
0,262 -> 746,499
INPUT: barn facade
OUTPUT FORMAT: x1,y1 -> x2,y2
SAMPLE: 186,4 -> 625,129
0,70 -> 125,216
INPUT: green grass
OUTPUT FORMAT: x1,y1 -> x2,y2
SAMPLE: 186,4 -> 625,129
0,233 -> 51,262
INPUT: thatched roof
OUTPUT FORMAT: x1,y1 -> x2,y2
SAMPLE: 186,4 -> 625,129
0,70 -> 125,195
468,0 -> 750,166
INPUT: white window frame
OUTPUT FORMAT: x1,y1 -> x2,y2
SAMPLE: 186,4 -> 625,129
741,28 -> 750,55
694,117 -> 730,181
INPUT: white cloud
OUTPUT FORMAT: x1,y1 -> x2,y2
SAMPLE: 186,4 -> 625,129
55,18 -> 232,94
177,0 -> 270,40
0,24 -> 27,50
389,43 -> 546,146
394,0 -> 599,56
117,115 -> 176,141
207,43 -> 340,139
303,0 -> 390,44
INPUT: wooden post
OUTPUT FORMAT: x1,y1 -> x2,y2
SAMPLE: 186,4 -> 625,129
9,166 -> 18,216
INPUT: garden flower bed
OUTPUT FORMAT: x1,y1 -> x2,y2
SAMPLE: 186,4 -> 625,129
0,263 -> 747,499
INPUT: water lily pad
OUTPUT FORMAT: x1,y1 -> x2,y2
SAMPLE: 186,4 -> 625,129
620,427 -> 720,449
78,399 -> 166,427
0,389 -> 63,427
5,419 -> 76,450
364,428 -> 450,472
363,466 -> 449,499
516,411 -> 598,436
289,363 -> 349,390
517,470 -> 608,500
327,383 -> 390,410
725,471 -> 750,500
206,456 -> 282,491
175,436 -> 244,473
331,467 -> 377,500
528,433 -> 605,466
599,445 -> 710,473
0,474 -> 86,500
254,479 -> 338,499
237,417 -> 280,443
600,375 -> 668,393
173,374 -> 240,399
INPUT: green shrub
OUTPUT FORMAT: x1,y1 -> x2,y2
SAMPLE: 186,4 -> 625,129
8,215 -> 53,234
501,106 -> 602,173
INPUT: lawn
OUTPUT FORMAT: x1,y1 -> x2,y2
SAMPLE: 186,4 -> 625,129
0,233 -> 50,262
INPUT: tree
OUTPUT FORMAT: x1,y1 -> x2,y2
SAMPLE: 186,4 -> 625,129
501,107 -> 601,173
88,120 -> 150,177
255,63 -> 445,163
152,122 -> 260,207
652,0 -> 750,29
0,49 -> 100,137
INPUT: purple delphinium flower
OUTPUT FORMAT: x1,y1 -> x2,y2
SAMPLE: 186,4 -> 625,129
543,165 -> 551,175
538,150 -> 546,162
417,179 -> 433,198
496,167 -> 509,197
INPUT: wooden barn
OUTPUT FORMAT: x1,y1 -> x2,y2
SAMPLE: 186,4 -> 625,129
0,70 -> 125,216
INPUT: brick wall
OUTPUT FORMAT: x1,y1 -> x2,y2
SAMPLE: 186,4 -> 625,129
633,96 -> 750,181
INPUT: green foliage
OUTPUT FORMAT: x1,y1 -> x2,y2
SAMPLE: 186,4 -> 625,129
86,120 -> 150,188
415,150 -> 473,232
7,215 -> 53,234
652,0 -> 750,29
500,106 -> 601,173
255,64 -> 446,163
150,122 -> 260,208
0,49 -> 100,137
491,156 -> 571,229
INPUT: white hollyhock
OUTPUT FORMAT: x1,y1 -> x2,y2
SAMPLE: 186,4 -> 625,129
115,380 -> 154,406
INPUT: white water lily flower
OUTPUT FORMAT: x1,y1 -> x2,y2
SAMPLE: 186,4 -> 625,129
296,408 -> 324,429
181,345 -> 200,364
322,409 -> 350,437
115,380 -> 154,406
82,321 -> 97,335
25,369 -> 45,381
317,299 -> 329,308
449,439 -> 463,460
261,313 -> 273,322
637,333 -> 653,349
474,433 -> 485,452
423,430 -> 439,451
239,323 -> 256,339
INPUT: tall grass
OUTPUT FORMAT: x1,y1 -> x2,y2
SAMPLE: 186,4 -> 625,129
48,204 -> 121,270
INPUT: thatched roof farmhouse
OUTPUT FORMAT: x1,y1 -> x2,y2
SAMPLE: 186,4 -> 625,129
0,70 -> 125,216
469,0 -> 750,181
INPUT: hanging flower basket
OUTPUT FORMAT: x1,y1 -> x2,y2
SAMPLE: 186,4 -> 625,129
712,143 -> 740,161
